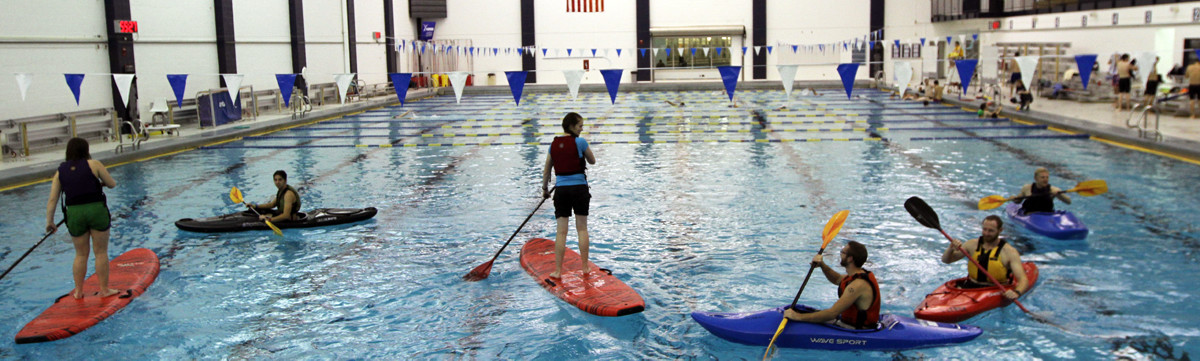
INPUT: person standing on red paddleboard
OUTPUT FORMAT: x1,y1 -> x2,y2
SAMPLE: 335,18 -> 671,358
541,112 -> 596,279
941,215 -> 1029,301
782,241 -> 881,330
44,138 -> 120,299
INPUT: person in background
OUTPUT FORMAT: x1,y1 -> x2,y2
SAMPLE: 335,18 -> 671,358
541,112 -> 597,279
45,138 -> 120,299
941,215 -> 1029,301
1008,52 -> 1023,99
1186,58 -> 1200,119
1114,54 -> 1136,111
1014,79 -> 1033,111
1142,56 -> 1161,111
783,241 -> 881,330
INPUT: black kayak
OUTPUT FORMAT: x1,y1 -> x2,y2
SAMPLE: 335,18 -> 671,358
175,207 -> 377,233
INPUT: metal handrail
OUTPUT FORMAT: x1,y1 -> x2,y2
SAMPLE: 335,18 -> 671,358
1127,102 -> 1162,141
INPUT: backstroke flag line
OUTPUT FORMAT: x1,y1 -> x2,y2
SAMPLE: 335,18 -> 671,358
836,63 -> 859,99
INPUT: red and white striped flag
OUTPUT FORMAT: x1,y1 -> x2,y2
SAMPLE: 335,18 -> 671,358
567,0 -> 604,12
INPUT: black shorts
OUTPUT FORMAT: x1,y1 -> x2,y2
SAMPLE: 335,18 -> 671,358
553,185 -> 590,218
1117,77 -> 1131,93
1009,72 -> 1021,84
1144,81 -> 1159,96
1190,85 -> 1200,99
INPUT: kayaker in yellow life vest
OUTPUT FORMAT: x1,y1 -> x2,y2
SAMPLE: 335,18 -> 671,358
783,241 -> 882,329
1011,167 -> 1071,214
941,215 -> 1029,301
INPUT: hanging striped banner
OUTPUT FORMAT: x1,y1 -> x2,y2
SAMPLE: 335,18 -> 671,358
567,0 -> 604,12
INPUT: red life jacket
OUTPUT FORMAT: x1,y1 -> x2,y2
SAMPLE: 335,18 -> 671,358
550,135 -> 586,176
837,270 -> 881,329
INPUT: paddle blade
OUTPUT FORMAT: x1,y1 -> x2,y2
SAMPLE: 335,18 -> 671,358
1073,179 -> 1108,196
265,220 -> 283,236
978,195 -> 1008,210
821,210 -> 850,248
763,318 -> 788,360
904,196 -> 941,229
463,260 -> 494,282
229,187 -> 244,204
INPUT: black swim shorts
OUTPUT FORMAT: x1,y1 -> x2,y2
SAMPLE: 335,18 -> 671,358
553,185 -> 590,218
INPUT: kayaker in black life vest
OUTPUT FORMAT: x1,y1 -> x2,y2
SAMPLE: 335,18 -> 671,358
941,215 -> 1029,301
1012,167 -> 1071,214
783,241 -> 881,330
247,170 -> 301,222
45,138 -> 120,299
540,112 -> 596,279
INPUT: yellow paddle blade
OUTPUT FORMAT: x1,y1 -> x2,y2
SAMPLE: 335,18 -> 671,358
1072,179 -> 1108,197
977,195 -> 1008,210
265,220 -> 283,236
820,210 -> 850,249
229,187 -> 244,204
763,318 -> 789,360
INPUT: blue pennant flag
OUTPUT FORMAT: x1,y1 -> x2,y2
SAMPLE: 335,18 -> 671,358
542,48 -> 548,57
591,49 -> 597,57
946,36 -> 952,44
972,34 -> 978,41
920,37 -> 926,46
600,69 -> 623,104
691,48 -> 696,57
742,46 -> 748,55
518,48 -> 524,57
1075,54 -> 1097,90
616,48 -> 622,57
868,41 -> 874,51
843,42 -> 848,51
955,59 -> 978,94
505,71 -> 527,105
567,49 -> 573,56
819,44 -> 825,52
717,66 -> 741,102
639,48 -> 646,57
275,74 -> 296,107
715,47 -> 722,56
792,45 -> 798,53
894,40 -> 900,48
166,74 -> 188,107
836,63 -> 859,99
389,73 -> 413,105
64,73 -> 85,105
420,43 -> 426,54
767,46 -> 773,54
493,48 -> 498,56
665,48 -> 671,57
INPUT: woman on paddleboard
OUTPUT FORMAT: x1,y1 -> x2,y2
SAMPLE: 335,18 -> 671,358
45,138 -> 120,299
541,112 -> 596,279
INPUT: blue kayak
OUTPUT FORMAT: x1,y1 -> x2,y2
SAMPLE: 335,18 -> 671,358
691,305 -> 982,351
1004,203 -> 1088,240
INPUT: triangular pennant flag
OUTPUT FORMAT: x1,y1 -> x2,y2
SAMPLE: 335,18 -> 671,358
504,71 -> 527,105
470,47 -> 475,56
754,46 -> 761,55
895,61 -> 913,97
894,39 -> 900,49
616,48 -> 622,57
64,73 -> 85,105
599,69 -> 623,104
972,33 -> 978,41
1075,54 -> 1097,90
420,43 -> 426,54
591,48 -> 597,57
946,36 -> 952,44
493,48 -> 498,56
717,66 -> 741,102
563,69 -> 584,99
920,38 -> 926,46
868,41 -> 874,51
777,65 -> 799,101
167,74 -> 188,106
664,48 -> 670,57
954,59 -> 978,94
702,47 -> 710,56
542,48 -> 548,57
819,44 -> 825,53
690,48 -> 696,57
222,74 -> 244,100
334,73 -> 355,104
836,63 -> 859,99
517,48 -> 524,57
448,71 -> 469,103
715,47 -> 722,56
275,73 -> 296,107
640,48 -> 647,57
14,73 -> 32,101
792,45 -> 799,53
1137,52 -> 1158,91
389,73 -> 412,105
567,48 -> 573,56
843,42 -> 848,51
958,34 -> 966,46
742,46 -> 748,55
604,48 -> 610,57
767,46 -> 773,54
1015,55 -> 1040,89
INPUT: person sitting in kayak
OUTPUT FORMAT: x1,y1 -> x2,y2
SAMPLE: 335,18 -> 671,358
247,170 -> 301,222
541,112 -> 596,279
1011,167 -> 1071,214
783,241 -> 881,330
941,215 -> 1029,301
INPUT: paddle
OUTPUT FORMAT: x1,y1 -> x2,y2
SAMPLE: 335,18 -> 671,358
463,187 -> 556,281
763,210 -> 850,360
977,179 -> 1108,210
229,186 -> 283,236
0,219 -> 67,282
905,196 -> 1060,326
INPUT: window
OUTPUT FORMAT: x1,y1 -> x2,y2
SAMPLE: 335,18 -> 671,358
652,36 -> 733,69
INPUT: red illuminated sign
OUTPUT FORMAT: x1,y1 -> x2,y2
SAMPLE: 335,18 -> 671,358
114,20 -> 138,34
991,21 -> 1001,30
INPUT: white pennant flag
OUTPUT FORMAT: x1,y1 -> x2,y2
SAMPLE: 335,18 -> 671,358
334,73 -> 355,104
895,61 -> 914,97
112,74 -> 135,106
777,65 -> 799,102
702,47 -> 710,56
727,47 -> 735,57
563,69 -> 584,99
1136,52 -> 1158,91
958,34 -> 966,47
14,73 -> 33,101
448,71 -> 469,103
754,46 -> 762,56
604,48 -> 610,57
653,48 -> 660,57
1015,55 -> 1039,90
222,74 -> 244,99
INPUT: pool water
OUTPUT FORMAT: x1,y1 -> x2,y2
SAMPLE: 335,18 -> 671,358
1,89 -> 1198,360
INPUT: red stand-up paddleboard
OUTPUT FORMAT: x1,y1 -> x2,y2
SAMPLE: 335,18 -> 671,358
519,238 -> 645,316
914,262 -> 1039,323
15,248 -> 160,344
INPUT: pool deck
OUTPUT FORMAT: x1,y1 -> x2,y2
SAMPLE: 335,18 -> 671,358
3,80 -> 1199,191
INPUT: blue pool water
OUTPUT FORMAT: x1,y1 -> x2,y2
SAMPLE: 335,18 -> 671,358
1,89 -> 1198,359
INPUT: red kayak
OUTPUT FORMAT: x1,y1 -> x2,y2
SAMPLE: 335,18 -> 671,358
520,238 -> 645,316
15,248 -> 159,344
914,262 -> 1039,323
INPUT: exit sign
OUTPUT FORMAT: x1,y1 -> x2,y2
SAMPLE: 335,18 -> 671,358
113,20 -> 138,34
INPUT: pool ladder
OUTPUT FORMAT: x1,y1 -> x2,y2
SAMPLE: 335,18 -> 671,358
1126,102 -> 1162,141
